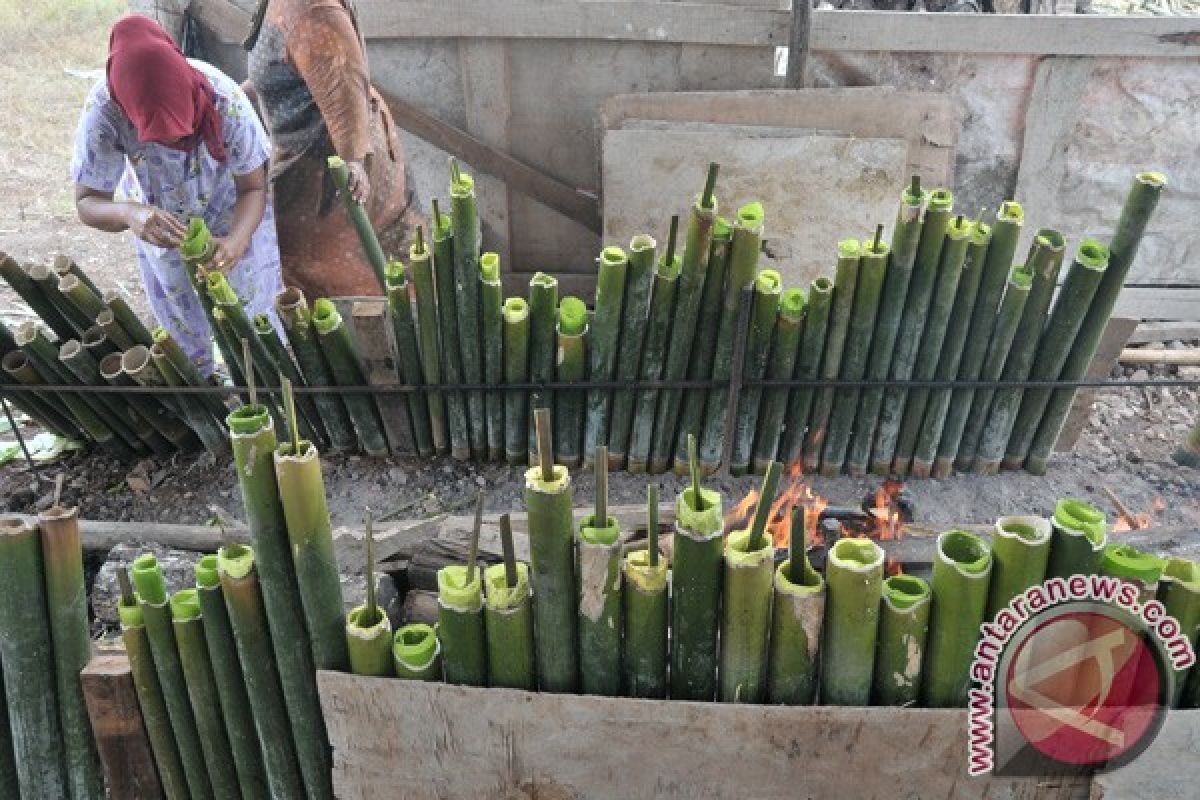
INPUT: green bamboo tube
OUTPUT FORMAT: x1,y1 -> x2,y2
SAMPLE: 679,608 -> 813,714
227,405 -> 331,800
195,556 -> 267,800
37,506 -> 104,800
484,562 -> 535,690
577,513 -> 622,696
449,163 -> 486,458
179,219 -> 235,374
132,555 -> 214,800
870,188 -> 955,474
1101,544 -> 1164,604
95,308 -> 134,352
0,665 -> 16,798
1003,240 -> 1110,470
118,595 -> 190,800
627,253 -> 679,473
700,202 -> 764,470
609,235 -> 658,469
481,252 -> 505,461
1176,418 -> 1200,469
275,438 -> 351,671
718,528 -> 775,703
670,481 -> 724,701
846,183 -> 927,475
169,590 -> 241,800
1045,498 -> 1108,579
623,548 -> 668,699
730,269 -> 783,475
872,574 -> 931,707
430,203 -> 471,460
393,624 -> 443,681
778,276 -> 833,464
53,254 -> 103,304
913,220 -> 994,477
555,296 -> 588,467
891,214 -> 975,475
821,538 -> 885,705
527,273 -> 559,463
821,233 -> 889,476
311,297 -> 389,456
922,531 -> 993,708
525,462 -> 579,692
0,252 -> 77,339
974,230 -> 1066,474
207,273 -> 283,411
346,604 -> 393,677
954,266 -> 1034,471
1027,173 -> 1166,475
254,313 -> 328,446
127,344 -> 226,456
217,546 -> 307,798
0,518 -> 68,796
328,155 -> 386,290
154,326 -> 231,423
409,228 -> 447,453
105,291 -> 156,348
58,272 -> 107,327
1158,559 -> 1200,706
384,260 -> 435,457
750,287 -> 806,474
437,565 -> 488,686
767,559 -> 826,706
57,338 -> 154,453
987,515 -> 1052,619
584,246 -> 628,465
503,297 -> 531,464
81,323 -> 120,364
29,261 -> 92,334
277,288 -> 357,451
0,350 -> 80,439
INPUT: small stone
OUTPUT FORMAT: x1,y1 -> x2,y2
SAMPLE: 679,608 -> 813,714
1127,451 -> 1143,464
1131,369 -> 1150,382
1168,340 -> 1187,350
475,475 -> 487,487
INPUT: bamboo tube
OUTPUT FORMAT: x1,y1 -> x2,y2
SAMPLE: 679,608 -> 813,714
409,227 -> 447,453
628,239 -> 680,474
37,506 -> 104,800
913,220 -> 995,477
0,665 -> 15,798
922,531 -> 993,708
623,486 -> 667,698
60,339 -> 166,455
730,269 -> 783,475
554,296 -> 588,467
503,297 -> 531,464
94,308 -> 133,351
179,220 -> 240,378
671,435 -> 725,701
227,405 -> 332,800
217,545 -> 307,798
0,518 -> 69,796
153,326 -> 230,422
821,230 -> 889,476
767,507 -> 826,705
104,290 -> 156,349
81,324 -> 119,364
207,272 -> 282,404
1101,544 -> 1165,604
430,201 -> 471,459
974,230 -> 1066,474
481,252 -> 505,460
872,574 -> 931,707
276,288 -> 357,451
29,261 -> 92,334
1026,173 -> 1166,475
1,253 -> 78,339
0,350 -> 80,438
393,624 -> 444,681
891,214 -> 975,476
750,287 -> 805,474
195,556 -> 267,799
131,555 -> 214,800
778,276 -> 833,464
310,297 -> 389,456
58,273 -> 107,327
169,590 -> 241,799
986,515 -> 1052,619
438,564 -> 488,686
821,537 -> 885,705
609,234 -> 658,470
128,344 -> 226,456
526,272 -> 558,464
584,246 -> 628,466
254,313 -> 328,447
525,410 -> 578,692
52,254 -> 102,302
700,202 -> 764,470
1045,498 -> 1108,580
384,260 -> 434,457
328,155 -> 387,290
577,453 -> 622,696
449,160 -> 487,458
485,513 -> 535,690
1158,559 -> 1200,706
1003,240 -> 1110,470
1177,419 -> 1200,469
346,602 -> 393,677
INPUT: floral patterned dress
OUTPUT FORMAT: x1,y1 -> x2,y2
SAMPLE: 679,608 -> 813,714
71,60 -> 283,373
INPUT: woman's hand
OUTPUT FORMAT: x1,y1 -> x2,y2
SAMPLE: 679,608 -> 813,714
344,159 -> 370,205
125,204 -> 188,248
210,235 -> 251,272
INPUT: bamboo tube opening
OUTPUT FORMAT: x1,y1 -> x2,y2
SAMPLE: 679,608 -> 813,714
276,287 -> 306,315
736,201 -> 765,230
712,217 -> 732,240
624,550 -> 668,592
393,624 -> 439,667
754,269 -> 782,294
725,527 -> 774,563
206,271 -> 239,304
1162,557 -> 1200,588
2,350 -> 29,372
530,271 -> 557,291
996,515 -> 1052,545
502,297 -> 529,323
217,543 -> 255,580
882,574 -> 930,610
677,487 -> 723,534
579,514 -> 619,546
310,298 -> 342,334
253,313 -> 273,335
928,189 -> 954,210
836,239 -> 861,260
629,233 -> 657,254
14,320 -> 37,346
98,352 -> 123,380
346,604 -> 388,634
81,327 -> 107,349
1137,171 -> 1168,189
775,558 -> 824,593
384,260 -> 405,287
58,339 -> 82,360
484,561 -> 531,608
524,463 -> 569,493
1033,228 -> 1066,253
1009,264 -> 1034,290
998,200 -> 1025,223
228,403 -> 270,435
1101,544 -> 1165,585
450,169 -> 475,197
58,273 -> 83,293
829,538 -> 885,571
1054,498 -> 1106,543
169,589 -> 202,621
1077,239 -> 1111,267
936,531 -> 991,575
600,246 -> 627,267
131,554 -> 168,605
117,597 -> 143,627
37,504 -> 76,523
180,218 -> 211,260
779,287 -> 806,318
437,565 -> 483,609
481,252 -> 501,281
811,276 -> 834,294
195,555 -> 220,589
120,345 -> 152,374
970,221 -> 992,243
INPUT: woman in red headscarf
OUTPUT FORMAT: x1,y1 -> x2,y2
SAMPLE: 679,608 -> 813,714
71,15 -> 283,373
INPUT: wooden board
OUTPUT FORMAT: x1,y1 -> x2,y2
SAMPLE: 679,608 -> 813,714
1091,711 -> 1200,799
350,300 -> 417,456
1127,321 -> 1200,345
81,654 -> 164,800
1054,316 -> 1138,452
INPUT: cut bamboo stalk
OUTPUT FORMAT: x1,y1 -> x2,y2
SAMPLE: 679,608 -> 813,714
0,350 -> 80,438
1100,543 -> 1164,603
821,537 -> 885,705
526,272 -> 559,464
584,246 -> 628,466
345,600 -> 393,676
409,227 -> 447,453
384,260 -> 434,456
254,313 -> 328,447
449,160 -> 487,458
153,326 -> 230,422
921,530 -> 992,708
1045,498 -> 1108,579
484,513 -> 535,690
80,324 -> 117,363
730,268 -> 782,475
58,338 -> 159,455
104,291 -> 156,349
29,261 -> 92,334
1,252 -> 78,339
1158,559 -> 1200,706
778,276 -> 833,464
37,505 -> 105,800
503,297 -> 531,465
872,573 -> 931,707
58,273 -> 107,328
767,507 -> 825,705
628,232 -> 680,474
609,234 -> 658,470
179,219 -> 242,379
750,287 -> 806,474
986,515 -> 1052,619
393,624 -> 444,681
328,155 -> 387,290
276,288 -> 357,450
207,272 -> 284,417
554,296 -> 589,468
430,200 -> 471,460
577,450 -> 621,696
128,344 -> 226,456
310,297 -> 389,456
1027,173 -> 1166,475
94,308 -> 133,351
53,254 -> 103,303
438,495 -> 488,687
623,485 -> 667,699
0,664 -> 16,798
481,252 -> 505,461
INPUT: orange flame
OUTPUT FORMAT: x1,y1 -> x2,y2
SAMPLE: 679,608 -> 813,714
1113,517 -> 1132,533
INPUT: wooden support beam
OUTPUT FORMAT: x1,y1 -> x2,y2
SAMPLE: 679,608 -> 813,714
3,514 -> 244,552
81,653 -> 164,800
350,299 -> 417,456
1127,321 -> 1200,345
1119,347 -> 1200,366
1054,316 -> 1138,452
786,0 -> 812,88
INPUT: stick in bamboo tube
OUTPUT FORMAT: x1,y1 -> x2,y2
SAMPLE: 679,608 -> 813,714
484,513 -> 536,690
609,234 -> 658,470
921,530 -> 992,708
438,492 -> 488,686
767,505 -> 826,705
577,447 -> 622,695
623,485 -> 668,698
346,510 -> 394,677
584,246 -> 628,466
730,268 -> 782,475
821,536 -> 885,706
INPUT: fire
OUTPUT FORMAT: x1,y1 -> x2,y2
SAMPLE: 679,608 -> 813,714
869,479 -> 905,541
724,488 -> 759,532
885,557 -> 904,577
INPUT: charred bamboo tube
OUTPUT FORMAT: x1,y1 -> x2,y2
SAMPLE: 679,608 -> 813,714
1101,544 -> 1165,603
277,288 -> 357,451
0,350 -> 79,438
767,508 -> 825,705
554,296 -> 588,467
628,248 -> 680,473
1046,498 -> 1108,579
481,252 -> 505,461
384,260 -> 434,456
438,565 -> 488,686
60,339 -> 168,456
484,553 -> 535,690
871,189 -> 955,473
872,574 -> 931,707
409,228 -> 446,452
1027,173 -> 1166,474
750,287 -> 806,474
623,489 -> 667,699
1003,240 -> 1110,470
822,232 -> 889,476
503,297 -> 531,464
922,531 -> 993,708
95,308 -> 134,352
311,298 -> 389,456
328,155 -> 387,290
169,590 -> 241,799
105,290 -> 156,349
577,514 -> 622,695
195,556 -> 267,799
154,326 -> 230,422
37,506 -> 104,800
1,253 -> 77,339
609,235 -> 658,469
719,525 -> 775,704
584,246 -> 628,465
730,269 -> 782,475
821,538 -> 885,705
58,273 -> 107,328
217,545 -> 307,798
974,230 -> 1066,474
430,202 -> 471,460
913,220 -> 994,477
891,214 -> 975,475
29,262 -> 92,333
254,313 -> 327,446
449,161 -> 486,458
700,202 -> 764,470
1158,559 -> 1200,706
987,515 -> 1052,619
393,624 -> 443,681
526,273 -> 559,463
0,519 -> 69,796
778,276 -> 833,463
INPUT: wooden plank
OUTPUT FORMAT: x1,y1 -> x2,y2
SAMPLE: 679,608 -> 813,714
81,654 -> 164,800
1127,320 -> 1200,345
1113,288 -> 1200,322
1055,316 -> 1138,453
1091,712 -> 1200,799
187,0 -> 253,43
459,40 -> 515,266
785,0 -> 812,87
3,513 -> 245,552
1120,347 -> 1200,366
350,299 -> 417,456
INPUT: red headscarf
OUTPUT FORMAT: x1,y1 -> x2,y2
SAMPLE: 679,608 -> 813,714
106,15 -> 226,162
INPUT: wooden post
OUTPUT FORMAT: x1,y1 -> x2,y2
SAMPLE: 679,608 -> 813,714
81,653 -> 164,800
351,299 -> 418,456
785,0 -> 811,89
